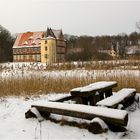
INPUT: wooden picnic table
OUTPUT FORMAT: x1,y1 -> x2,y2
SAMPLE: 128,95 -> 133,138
70,81 -> 117,105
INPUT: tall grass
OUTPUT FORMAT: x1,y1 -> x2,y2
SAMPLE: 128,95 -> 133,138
0,69 -> 139,96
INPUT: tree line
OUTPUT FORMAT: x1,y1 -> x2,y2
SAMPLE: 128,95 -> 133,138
65,31 -> 140,61
0,25 -> 15,62
0,24 -> 140,63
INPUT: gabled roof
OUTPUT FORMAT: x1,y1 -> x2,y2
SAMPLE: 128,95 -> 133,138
13,31 -> 44,47
52,29 -> 62,39
45,27 -> 63,39
13,28 -> 64,48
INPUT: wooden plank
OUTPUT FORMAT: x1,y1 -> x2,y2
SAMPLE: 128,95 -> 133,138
31,102 -> 128,126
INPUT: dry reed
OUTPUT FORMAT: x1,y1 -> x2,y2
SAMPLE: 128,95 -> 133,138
0,69 -> 139,96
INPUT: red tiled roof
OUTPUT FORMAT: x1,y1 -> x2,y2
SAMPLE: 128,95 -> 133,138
13,29 -> 62,47
14,31 -> 44,47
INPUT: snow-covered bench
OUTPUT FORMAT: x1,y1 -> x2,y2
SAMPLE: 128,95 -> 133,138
96,88 -> 136,108
25,101 -> 128,127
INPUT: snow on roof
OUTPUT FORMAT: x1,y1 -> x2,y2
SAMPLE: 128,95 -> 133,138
32,101 -> 128,120
71,81 -> 117,92
96,88 -> 136,107
28,36 -> 33,40
23,41 -> 28,45
52,29 -> 61,39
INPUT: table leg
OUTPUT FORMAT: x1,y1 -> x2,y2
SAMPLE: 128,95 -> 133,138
105,89 -> 113,98
99,92 -> 104,100
89,94 -> 100,106
81,97 -> 88,105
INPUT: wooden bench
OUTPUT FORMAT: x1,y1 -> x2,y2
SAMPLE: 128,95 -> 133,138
96,88 -> 136,108
70,81 -> 117,105
26,101 -> 128,127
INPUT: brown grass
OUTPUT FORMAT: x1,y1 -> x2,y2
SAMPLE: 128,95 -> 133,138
0,69 -> 139,96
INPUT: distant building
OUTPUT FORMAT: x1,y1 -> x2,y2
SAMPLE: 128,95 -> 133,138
109,42 -> 120,57
98,43 -> 119,58
125,45 -> 140,55
13,28 -> 66,64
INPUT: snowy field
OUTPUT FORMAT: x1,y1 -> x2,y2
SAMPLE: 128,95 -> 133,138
0,93 -> 140,139
0,62 -> 140,139
0,62 -> 140,79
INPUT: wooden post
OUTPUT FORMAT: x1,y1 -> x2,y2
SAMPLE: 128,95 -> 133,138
89,94 -> 100,106
89,95 -> 95,106
81,97 -> 88,105
99,92 -> 104,100
105,89 -> 113,98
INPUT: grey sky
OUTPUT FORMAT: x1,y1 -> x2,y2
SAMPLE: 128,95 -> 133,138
0,0 -> 140,36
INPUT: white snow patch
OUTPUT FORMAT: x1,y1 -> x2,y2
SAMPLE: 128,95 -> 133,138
90,117 -> 108,130
30,107 -> 44,122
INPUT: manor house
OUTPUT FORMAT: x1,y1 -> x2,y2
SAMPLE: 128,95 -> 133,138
13,28 -> 66,64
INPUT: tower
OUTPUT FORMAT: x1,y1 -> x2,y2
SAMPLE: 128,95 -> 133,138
41,28 -> 56,64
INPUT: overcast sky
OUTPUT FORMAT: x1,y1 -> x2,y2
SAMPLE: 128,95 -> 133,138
0,0 -> 140,36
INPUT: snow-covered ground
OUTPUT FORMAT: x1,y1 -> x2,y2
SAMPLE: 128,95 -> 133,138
0,62 -> 140,139
0,93 -> 140,139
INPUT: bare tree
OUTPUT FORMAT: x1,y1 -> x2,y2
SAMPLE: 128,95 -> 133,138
136,21 -> 140,32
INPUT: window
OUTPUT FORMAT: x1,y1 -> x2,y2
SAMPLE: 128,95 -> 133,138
14,55 -> 16,60
45,54 -> 47,58
13,49 -> 17,54
45,46 -> 47,51
37,55 -> 41,61
21,55 -> 23,60
23,55 -> 26,61
45,40 -> 47,44
18,49 -> 22,54
19,55 -> 21,60
29,55 -> 32,61
34,55 -> 37,61
23,48 -> 25,53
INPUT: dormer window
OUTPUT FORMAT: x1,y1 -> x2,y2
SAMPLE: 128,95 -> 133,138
32,41 -> 36,45
23,41 -> 28,45
28,36 -> 33,40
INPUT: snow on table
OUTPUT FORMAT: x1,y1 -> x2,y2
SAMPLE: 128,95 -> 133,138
71,81 -> 117,93
96,88 -> 136,107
